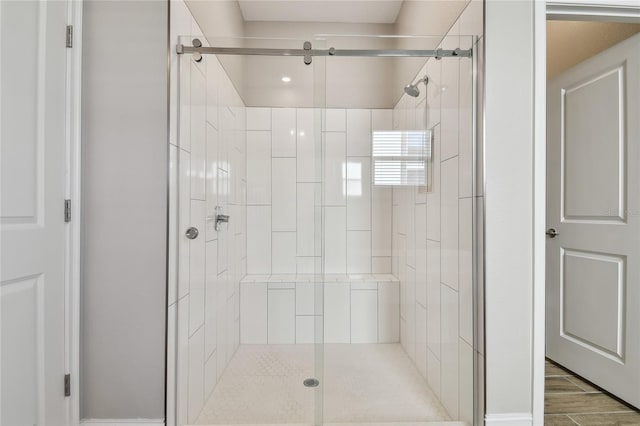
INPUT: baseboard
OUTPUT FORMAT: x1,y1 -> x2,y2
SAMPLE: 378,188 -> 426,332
485,413 -> 533,426
81,419 -> 164,426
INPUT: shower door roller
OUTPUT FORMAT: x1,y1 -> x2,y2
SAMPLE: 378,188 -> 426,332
185,227 -> 199,240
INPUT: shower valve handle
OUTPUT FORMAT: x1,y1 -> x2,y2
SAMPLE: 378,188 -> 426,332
215,206 -> 230,231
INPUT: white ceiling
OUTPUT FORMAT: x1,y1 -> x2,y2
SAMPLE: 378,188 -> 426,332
238,0 -> 404,23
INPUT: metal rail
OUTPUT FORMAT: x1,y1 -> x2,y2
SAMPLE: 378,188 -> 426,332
177,39 -> 472,64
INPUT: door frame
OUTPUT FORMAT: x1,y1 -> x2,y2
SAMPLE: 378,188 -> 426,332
66,0 -> 83,424
532,2 -> 640,425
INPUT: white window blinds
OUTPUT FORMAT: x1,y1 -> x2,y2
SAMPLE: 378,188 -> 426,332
372,130 -> 432,187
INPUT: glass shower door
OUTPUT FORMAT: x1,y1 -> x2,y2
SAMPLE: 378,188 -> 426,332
318,34 -> 480,425
173,29 -> 481,426
174,34 -> 327,425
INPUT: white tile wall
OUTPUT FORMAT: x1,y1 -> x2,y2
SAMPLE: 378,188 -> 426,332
240,282 -> 267,344
346,231 -> 372,274
272,232 -> 296,273
441,158 -> 459,290
297,183 -> 318,257
296,109 -> 319,183
325,207 -> 347,274
272,158 -> 296,231
215,292 -> 227,382
427,124 -> 441,240
205,59 -> 220,131
247,206 -> 271,273
405,190 -> 416,268
267,289 -> 295,344
346,157 -> 372,231
205,240 -> 218,358
378,281 -> 400,342
191,67 -> 207,201
190,200 -> 206,335
415,303 -> 427,378
246,107 -> 271,131
324,108 -> 346,132
324,282 -> 350,343
178,150 -> 191,300
246,131 -> 271,205
371,109 -> 393,131
427,349 -> 442,399
351,290 -> 378,343
372,257 -> 391,274
188,328 -> 205,423
296,316 -> 315,344
296,257 -> 317,274
205,124 -> 219,241
415,203 -> 427,307
346,109 -> 372,156
372,187 -> 392,257
246,107 -> 393,277
426,240 -> 441,356
324,132 -> 346,206
441,284 -> 459,418
204,350 -> 217,400
271,108 -> 296,157
170,2 -> 246,423
240,276 -> 400,347
295,282 -> 315,315
404,265 -> 416,360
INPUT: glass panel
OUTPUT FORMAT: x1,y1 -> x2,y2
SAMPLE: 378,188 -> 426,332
175,32 -> 480,426
319,34 -> 478,425
175,35 -> 326,425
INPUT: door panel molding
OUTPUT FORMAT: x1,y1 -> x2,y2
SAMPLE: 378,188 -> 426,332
559,248 -> 625,362
560,63 -> 626,224
0,274 -> 45,425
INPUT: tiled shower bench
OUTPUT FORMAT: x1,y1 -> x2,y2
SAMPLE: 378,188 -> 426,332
240,274 -> 400,345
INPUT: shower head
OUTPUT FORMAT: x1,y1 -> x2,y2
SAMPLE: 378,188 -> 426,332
404,76 -> 429,97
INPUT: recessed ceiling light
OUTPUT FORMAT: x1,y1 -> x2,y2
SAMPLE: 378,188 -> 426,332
281,76 -> 291,83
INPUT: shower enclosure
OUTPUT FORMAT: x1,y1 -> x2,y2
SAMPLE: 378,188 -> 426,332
167,5 -> 483,424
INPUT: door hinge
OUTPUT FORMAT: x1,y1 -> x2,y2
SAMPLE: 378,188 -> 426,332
66,25 -> 73,48
64,374 -> 71,397
64,199 -> 71,222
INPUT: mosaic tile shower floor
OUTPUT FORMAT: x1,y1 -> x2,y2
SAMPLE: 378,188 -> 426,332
194,344 -> 464,425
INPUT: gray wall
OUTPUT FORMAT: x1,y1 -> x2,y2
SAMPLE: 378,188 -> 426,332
484,0 -> 536,421
81,0 -> 168,419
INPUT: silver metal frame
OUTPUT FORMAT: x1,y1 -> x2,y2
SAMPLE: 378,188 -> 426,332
170,33 -> 479,426
176,39 -> 473,63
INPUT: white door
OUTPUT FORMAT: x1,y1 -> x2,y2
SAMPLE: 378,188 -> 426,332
0,1 -> 70,424
547,33 -> 640,407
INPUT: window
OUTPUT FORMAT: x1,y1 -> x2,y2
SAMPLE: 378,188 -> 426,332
372,130 -> 432,188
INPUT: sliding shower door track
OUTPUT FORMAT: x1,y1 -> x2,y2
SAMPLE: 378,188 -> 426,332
177,39 -> 472,65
